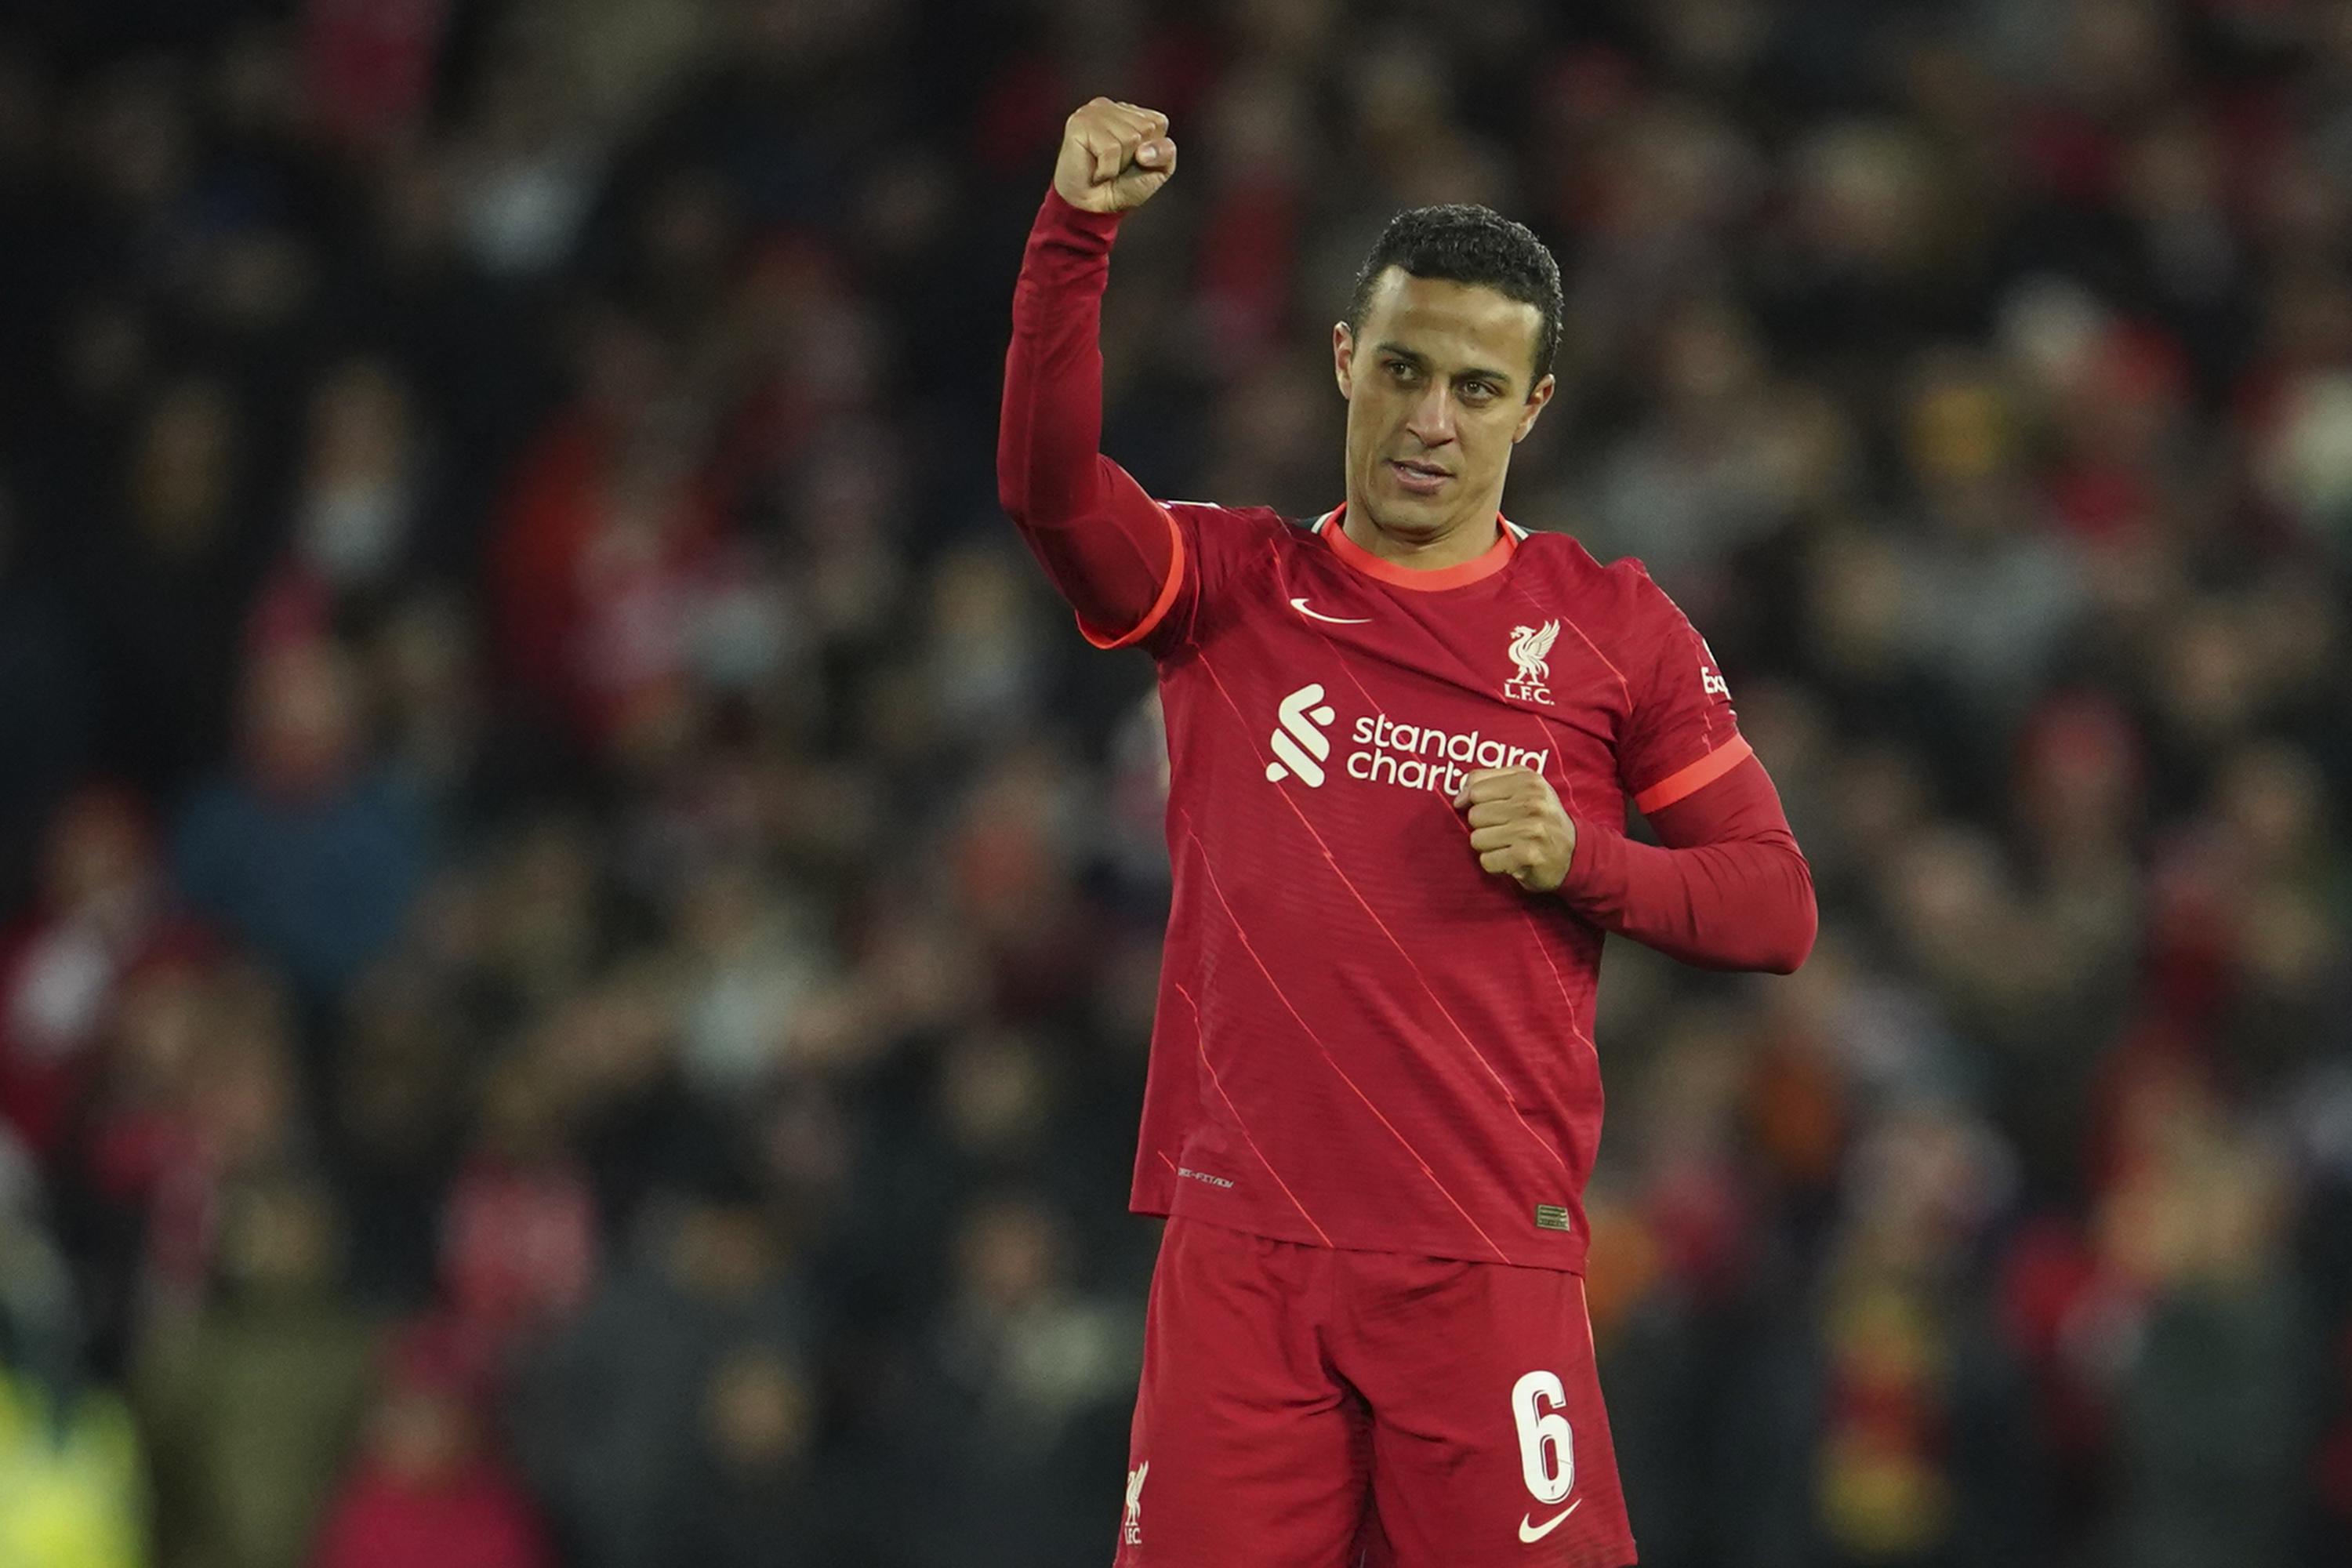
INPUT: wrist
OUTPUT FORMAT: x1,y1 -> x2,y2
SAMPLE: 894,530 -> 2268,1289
1044,185 -> 1127,234
1555,818 -> 1617,905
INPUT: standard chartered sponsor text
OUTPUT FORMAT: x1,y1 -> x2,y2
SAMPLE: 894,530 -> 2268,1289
1345,713 -> 1549,793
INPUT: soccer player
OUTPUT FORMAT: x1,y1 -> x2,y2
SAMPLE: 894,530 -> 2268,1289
999,99 -> 1817,1567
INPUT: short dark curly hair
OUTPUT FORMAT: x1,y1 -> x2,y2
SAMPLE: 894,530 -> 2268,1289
1345,205 -> 1566,389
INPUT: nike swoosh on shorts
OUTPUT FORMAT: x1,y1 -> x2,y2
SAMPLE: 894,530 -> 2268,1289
1519,1498 -> 1582,1542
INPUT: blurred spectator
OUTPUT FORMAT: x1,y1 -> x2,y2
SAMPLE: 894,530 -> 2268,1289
57,959 -> 310,1370
2096,1073 -> 2317,1568
277,358 -> 441,604
0,788 -> 210,1163
507,1167 -> 811,1568
174,637 -> 433,1004
437,1058 -> 598,1356
673,861 -> 832,1098
1726,1106 -> 2038,1568
310,1319 -> 551,1568
136,1169 -> 379,1568
0,1218 -> 149,1568
486,318 -> 728,754
922,1191 -> 1137,1567
669,1340 -> 886,1567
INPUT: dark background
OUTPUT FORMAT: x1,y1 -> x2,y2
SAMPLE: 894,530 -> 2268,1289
0,2 -> 2349,1565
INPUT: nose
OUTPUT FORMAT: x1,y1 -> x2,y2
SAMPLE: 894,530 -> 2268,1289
1403,381 -> 1457,448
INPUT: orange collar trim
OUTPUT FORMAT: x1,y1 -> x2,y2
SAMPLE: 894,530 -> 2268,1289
1316,504 -> 1519,591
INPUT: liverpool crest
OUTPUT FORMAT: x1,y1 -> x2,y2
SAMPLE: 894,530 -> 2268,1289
1504,620 -> 1559,706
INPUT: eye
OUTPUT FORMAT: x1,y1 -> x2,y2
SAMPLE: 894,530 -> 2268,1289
1385,358 -> 1419,382
1459,379 -> 1496,403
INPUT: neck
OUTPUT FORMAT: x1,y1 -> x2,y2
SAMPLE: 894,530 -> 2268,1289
1339,488 -> 1504,572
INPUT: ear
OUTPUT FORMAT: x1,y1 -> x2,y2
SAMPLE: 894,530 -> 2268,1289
1333,321 -> 1356,400
1512,374 -> 1556,445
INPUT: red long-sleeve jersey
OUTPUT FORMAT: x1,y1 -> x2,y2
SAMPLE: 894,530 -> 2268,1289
1001,189 -> 1815,1269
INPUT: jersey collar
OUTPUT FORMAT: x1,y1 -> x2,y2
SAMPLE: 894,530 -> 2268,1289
1315,504 -> 1523,591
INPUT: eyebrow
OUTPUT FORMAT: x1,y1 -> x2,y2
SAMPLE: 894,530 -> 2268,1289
1374,343 -> 1515,391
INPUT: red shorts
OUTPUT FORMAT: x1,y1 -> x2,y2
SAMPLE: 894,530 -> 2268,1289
1113,1218 -> 1637,1567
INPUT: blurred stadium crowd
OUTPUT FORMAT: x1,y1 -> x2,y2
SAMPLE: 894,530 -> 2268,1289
0,0 -> 2349,1565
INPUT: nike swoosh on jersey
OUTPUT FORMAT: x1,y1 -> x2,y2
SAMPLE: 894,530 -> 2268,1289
1290,597 -> 1372,625
1518,1499 -> 1582,1543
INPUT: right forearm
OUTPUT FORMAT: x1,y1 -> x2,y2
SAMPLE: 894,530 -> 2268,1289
1000,189 -> 1120,528
997,189 -> 1176,639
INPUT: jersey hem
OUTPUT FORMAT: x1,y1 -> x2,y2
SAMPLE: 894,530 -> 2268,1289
1133,1196 -> 1592,1275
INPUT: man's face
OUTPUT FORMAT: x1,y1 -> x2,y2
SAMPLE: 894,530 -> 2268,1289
1335,269 -> 1555,543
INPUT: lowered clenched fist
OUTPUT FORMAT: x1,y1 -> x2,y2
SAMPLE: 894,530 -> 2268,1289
1054,97 -> 1178,215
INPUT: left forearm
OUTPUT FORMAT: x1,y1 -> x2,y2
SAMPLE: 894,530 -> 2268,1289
1557,824 -> 1817,973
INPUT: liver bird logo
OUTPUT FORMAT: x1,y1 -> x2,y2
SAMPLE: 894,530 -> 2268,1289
1123,1461 -> 1149,1545
1508,621 -> 1559,685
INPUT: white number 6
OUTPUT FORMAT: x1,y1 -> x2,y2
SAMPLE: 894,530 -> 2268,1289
1511,1370 -> 1576,1504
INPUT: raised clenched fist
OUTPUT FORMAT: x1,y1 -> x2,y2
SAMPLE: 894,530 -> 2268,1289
1054,97 -> 1178,215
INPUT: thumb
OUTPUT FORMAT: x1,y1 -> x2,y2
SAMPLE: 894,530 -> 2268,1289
1110,140 -> 1176,205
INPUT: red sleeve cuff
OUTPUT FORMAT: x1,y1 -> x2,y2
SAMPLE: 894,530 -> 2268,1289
1038,186 -> 1126,241
1560,816 -> 1624,903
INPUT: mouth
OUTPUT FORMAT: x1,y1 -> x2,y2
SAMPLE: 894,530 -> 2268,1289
1386,459 -> 1452,495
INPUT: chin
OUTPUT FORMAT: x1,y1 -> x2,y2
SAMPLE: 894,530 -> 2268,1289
1368,488 -> 1454,533
1360,499 -> 1428,539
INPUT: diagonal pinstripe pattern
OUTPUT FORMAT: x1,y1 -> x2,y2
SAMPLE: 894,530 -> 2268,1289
1224,641 -> 1581,1182
1171,979 -> 1332,1245
1181,813 -> 1513,1265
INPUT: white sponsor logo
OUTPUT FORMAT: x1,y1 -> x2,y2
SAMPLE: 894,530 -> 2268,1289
1290,596 -> 1372,625
1264,684 -> 1337,786
1698,637 -> 1734,706
1177,1166 -> 1234,1189
1123,1462 -> 1149,1547
1263,683 -> 1551,795
1504,621 -> 1559,706
1518,1500 -> 1581,1543
1346,713 -> 1549,794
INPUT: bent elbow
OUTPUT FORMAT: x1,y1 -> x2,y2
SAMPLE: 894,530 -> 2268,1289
1762,856 -> 1819,975
1760,918 -> 1815,975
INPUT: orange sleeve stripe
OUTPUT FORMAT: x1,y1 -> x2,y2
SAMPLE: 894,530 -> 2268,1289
1078,502 -> 1188,650
1632,735 -> 1753,814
